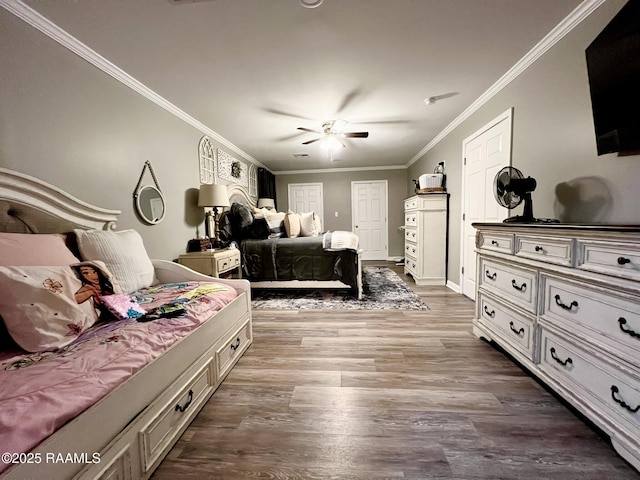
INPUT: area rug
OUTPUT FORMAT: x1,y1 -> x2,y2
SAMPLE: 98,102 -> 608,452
251,266 -> 428,310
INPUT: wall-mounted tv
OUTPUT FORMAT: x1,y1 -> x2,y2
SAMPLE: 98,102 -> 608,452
585,0 -> 640,156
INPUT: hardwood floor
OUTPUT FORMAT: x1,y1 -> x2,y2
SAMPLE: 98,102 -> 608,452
152,262 -> 639,479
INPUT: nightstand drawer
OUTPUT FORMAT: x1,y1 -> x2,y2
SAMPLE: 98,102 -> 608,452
216,251 -> 240,274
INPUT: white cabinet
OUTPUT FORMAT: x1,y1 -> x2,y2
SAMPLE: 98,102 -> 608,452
403,194 -> 448,286
473,223 -> 640,471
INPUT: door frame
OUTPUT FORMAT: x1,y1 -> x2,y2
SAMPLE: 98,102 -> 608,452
351,180 -> 389,261
459,108 -> 513,297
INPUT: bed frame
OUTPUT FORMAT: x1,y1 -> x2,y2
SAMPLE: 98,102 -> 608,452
226,183 -> 363,298
0,168 -> 253,480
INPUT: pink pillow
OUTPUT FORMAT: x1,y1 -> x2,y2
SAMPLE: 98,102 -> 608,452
0,233 -> 79,266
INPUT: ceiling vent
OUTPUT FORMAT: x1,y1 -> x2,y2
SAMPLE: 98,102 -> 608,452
293,153 -> 309,159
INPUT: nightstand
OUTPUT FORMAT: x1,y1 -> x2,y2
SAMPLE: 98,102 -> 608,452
177,248 -> 242,278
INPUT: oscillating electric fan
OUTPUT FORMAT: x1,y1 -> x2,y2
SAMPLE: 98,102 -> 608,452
493,167 -> 539,223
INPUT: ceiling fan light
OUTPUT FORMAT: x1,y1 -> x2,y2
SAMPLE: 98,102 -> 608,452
322,135 -> 345,151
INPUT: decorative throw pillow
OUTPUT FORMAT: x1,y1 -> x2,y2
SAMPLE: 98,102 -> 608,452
263,211 -> 286,235
299,212 -> 321,237
230,202 -> 253,229
0,232 -> 79,266
0,261 -> 121,352
75,229 -> 155,294
284,210 -> 301,238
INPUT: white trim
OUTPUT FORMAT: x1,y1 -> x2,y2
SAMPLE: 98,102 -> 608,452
274,165 -> 406,175
446,280 -> 461,294
407,0 -> 606,166
0,0 -> 264,170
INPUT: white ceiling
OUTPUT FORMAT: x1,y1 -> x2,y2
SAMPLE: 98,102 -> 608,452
23,0 -> 583,172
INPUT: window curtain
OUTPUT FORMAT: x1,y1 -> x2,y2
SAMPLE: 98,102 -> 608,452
258,168 -> 277,209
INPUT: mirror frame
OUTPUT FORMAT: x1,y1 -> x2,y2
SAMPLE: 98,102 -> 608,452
135,184 -> 166,225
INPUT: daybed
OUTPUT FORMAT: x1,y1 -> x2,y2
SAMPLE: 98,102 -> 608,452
0,168 -> 252,480
224,184 -> 363,298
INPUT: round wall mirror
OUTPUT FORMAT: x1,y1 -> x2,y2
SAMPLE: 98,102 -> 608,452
136,185 -> 166,225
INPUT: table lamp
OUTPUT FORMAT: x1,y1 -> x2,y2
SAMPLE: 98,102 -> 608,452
198,183 -> 230,248
257,198 -> 276,210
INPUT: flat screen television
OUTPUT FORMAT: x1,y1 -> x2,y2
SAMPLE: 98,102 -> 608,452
585,0 -> 640,156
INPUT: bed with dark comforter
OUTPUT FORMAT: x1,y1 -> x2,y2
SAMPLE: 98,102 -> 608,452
241,234 -> 360,293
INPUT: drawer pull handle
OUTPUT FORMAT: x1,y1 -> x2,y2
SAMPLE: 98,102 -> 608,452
491,240 -> 499,246
483,305 -> 495,317
511,279 -> 527,292
611,386 -> 640,413
509,321 -> 524,336
549,347 -> 572,366
485,270 -> 497,280
535,245 -> 544,252
230,337 -> 241,351
618,317 -> 640,339
617,256 -> 631,265
554,295 -> 578,311
175,389 -> 194,413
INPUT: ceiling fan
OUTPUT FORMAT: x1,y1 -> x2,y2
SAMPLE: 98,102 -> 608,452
297,119 -> 369,147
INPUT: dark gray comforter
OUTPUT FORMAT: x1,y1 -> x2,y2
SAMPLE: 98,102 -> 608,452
240,235 -> 359,292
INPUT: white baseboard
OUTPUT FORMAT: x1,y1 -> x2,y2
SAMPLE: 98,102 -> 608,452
446,280 -> 461,293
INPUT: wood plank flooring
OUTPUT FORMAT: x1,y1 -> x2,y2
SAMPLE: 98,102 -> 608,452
151,261 -> 639,479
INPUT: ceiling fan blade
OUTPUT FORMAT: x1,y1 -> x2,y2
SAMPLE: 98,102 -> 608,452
302,138 -> 321,145
297,127 -> 320,134
343,132 -> 369,138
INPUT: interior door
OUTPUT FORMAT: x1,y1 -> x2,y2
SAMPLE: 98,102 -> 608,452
461,109 -> 512,299
351,180 -> 388,261
288,183 -> 324,229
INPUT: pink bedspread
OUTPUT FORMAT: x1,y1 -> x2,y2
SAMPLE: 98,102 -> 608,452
0,281 -> 237,473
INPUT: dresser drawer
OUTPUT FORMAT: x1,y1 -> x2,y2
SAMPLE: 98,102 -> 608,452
405,212 -> 418,226
478,292 -> 536,361
540,275 -> 640,366
404,227 -> 417,243
479,258 -> 538,314
405,242 -> 418,258
515,235 -> 573,266
404,197 -> 418,211
478,231 -> 514,254
404,257 -> 418,276
139,361 -> 215,473
577,239 -> 640,282
539,328 -> 640,435
215,318 -> 252,381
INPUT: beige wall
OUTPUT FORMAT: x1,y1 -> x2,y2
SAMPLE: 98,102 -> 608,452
408,0 -> 640,289
276,169 -> 407,258
0,9 -> 255,260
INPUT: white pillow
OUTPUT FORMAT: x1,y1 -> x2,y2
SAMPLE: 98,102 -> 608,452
0,262 -> 120,352
75,229 -> 155,294
299,212 -> 321,237
284,211 -> 301,238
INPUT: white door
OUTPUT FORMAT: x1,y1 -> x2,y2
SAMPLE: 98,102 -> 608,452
288,183 -> 324,229
351,181 -> 388,261
460,109 -> 512,299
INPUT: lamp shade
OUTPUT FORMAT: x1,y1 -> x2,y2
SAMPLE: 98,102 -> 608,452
257,198 -> 275,209
198,184 -> 230,208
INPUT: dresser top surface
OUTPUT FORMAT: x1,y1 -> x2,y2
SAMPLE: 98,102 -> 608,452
473,222 -> 640,233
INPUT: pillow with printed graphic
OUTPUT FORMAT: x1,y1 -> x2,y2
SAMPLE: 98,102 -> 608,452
0,261 -> 121,352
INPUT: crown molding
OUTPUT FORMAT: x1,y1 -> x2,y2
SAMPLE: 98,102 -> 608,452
407,0 -> 606,167
0,0 -> 264,169
273,165 -> 407,175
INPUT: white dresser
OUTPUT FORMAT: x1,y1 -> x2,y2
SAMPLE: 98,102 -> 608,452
473,223 -> 640,470
403,194 -> 448,285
